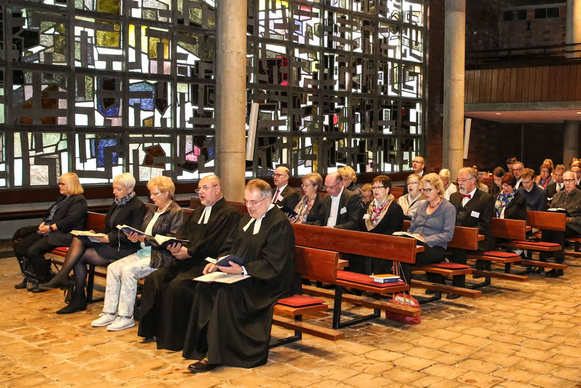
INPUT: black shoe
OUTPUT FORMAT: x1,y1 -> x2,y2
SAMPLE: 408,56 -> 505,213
56,301 -> 87,314
446,294 -> 461,300
188,358 -> 218,373
39,276 -> 69,290
425,289 -> 436,295
141,337 -> 157,343
14,279 -> 27,289
545,269 -> 564,278
32,287 -> 49,293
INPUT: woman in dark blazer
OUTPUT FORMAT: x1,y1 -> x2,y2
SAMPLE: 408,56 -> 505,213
495,173 -> 527,220
291,173 -> 323,224
40,172 -> 147,314
12,172 -> 88,290
361,175 -> 404,274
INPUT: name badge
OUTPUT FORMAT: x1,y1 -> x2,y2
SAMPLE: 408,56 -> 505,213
276,195 -> 284,202
471,210 -> 480,218
340,207 -> 347,214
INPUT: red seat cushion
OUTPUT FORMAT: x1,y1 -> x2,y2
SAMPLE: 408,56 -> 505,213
426,263 -> 471,270
277,295 -> 325,307
52,247 -> 69,254
481,251 -> 520,258
337,271 -> 406,288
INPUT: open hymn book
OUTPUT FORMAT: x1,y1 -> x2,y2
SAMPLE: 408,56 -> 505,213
193,271 -> 250,284
116,225 -> 189,247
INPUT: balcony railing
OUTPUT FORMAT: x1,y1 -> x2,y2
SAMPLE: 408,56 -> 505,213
466,43 -> 581,70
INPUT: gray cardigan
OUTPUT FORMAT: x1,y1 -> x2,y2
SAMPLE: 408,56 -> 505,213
407,199 -> 456,249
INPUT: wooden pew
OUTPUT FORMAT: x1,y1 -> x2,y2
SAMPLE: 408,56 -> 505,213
270,246 -> 344,346
291,223 -> 422,329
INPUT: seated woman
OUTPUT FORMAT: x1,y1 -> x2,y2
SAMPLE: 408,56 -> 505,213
91,176 -> 183,331
362,175 -> 404,274
439,168 -> 457,200
291,172 -> 323,224
338,166 -> 361,196
490,166 -> 506,197
495,173 -> 527,220
13,173 -> 87,291
39,173 -> 147,314
536,162 -> 554,190
398,174 -> 425,220
403,173 -> 456,285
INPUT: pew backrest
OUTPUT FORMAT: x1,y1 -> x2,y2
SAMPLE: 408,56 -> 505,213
527,210 -> 566,232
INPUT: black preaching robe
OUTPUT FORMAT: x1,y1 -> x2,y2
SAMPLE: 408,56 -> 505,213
182,206 -> 295,368
138,197 -> 241,342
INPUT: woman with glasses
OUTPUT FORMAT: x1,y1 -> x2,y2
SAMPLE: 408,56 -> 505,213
403,173 -> 456,284
12,173 -> 88,292
90,176 -> 183,331
398,174 -> 425,220
495,173 -> 527,220
291,173 -> 323,224
39,173 -> 147,314
362,175 -> 404,274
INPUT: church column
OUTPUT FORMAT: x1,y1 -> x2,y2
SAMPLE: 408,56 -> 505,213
564,120 -> 579,165
564,0 -> 581,160
442,0 -> 466,178
215,0 -> 247,201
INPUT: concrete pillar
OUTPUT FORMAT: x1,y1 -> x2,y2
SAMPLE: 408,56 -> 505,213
442,0 -> 466,178
564,120 -> 579,164
566,0 -> 581,58
215,0 -> 247,201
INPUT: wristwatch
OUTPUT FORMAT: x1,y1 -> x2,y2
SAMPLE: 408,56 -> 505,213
49,224 -> 56,232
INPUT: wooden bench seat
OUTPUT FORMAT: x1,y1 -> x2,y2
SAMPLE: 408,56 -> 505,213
292,223 -> 422,329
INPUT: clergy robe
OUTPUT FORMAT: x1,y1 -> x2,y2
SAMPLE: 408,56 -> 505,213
138,197 -> 241,343
182,206 -> 295,368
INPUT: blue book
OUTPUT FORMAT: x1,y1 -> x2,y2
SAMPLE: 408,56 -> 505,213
215,254 -> 246,267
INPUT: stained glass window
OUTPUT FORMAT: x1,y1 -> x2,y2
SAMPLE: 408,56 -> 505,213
0,0 -> 425,190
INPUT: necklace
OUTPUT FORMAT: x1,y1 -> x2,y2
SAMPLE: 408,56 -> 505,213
428,198 -> 442,209
156,201 -> 172,213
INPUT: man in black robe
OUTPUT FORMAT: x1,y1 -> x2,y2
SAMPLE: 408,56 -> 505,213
185,179 -> 295,372
137,175 -> 241,345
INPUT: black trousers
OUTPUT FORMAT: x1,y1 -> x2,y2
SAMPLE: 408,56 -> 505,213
13,225 -> 56,282
540,227 -> 578,263
403,245 -> 446,285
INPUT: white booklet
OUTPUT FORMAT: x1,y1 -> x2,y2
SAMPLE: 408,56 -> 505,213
193,272 -> 250,284
71,230 -> 107,238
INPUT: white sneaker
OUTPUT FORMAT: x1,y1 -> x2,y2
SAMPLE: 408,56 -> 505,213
92,313 -> 117,327
107,316 -> 135,331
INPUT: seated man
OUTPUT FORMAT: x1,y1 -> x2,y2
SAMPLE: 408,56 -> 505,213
512,161 -> 524,189
448,167 -> 495,294
137,175 -> 241,345
540,171 -> 581,277
545,164 -> 565,202
184,179 -> 295,372
518,168 -> 547,211
272,165 -> 300,211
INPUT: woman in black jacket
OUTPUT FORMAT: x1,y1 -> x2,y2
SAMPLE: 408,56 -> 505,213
13,172 -> 88,291
495,173 -> 527,220
291,173 -> 323,224
40,173 -> 147,314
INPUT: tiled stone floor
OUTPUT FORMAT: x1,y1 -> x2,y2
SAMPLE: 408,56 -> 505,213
1,253 -> 580,387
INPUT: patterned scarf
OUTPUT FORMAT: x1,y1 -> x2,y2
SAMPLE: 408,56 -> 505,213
293,195 -> 315,224
495,191 -> 515,218
365,194 -> 394,231
115,191 -> 136,207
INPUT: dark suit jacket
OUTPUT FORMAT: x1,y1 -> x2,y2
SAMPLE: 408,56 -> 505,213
317,188 -> 363,230
103,196 -> 148,250
300,195 -> 324,224
46,194 -> 88,246
502,191 -> 528,220
274,185 -> 300,211
449,189 -> 495,251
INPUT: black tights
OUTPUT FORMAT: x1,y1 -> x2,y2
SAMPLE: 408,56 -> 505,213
57,237 -> 109,302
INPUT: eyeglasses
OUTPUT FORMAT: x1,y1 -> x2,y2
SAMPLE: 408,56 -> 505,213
322,181 -> 341,191
421,187 -> 434,193
243,197 -> 268,207
58,182 -> 65,186
301,183 -> 313,188
150,191 -> 162,196
372,186 -> 385,190
407,181 -> 419,186
457,177 -> 475,183
563,179 -> 576,183
412,160 -> 424,164
195,185 -> 218,193
273,173 -> 287,178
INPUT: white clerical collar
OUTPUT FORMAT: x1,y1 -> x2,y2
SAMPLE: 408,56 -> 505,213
243,204 -> 275,235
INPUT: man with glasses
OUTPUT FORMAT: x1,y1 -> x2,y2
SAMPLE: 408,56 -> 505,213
571,165 -> 581,188
546,164 -> 566,202
518,168 -> 546,211
184,179 -> 295,372
539,171 -> 581,277
448,167 -> 495,295
512,161 -> 524,189
137,175 -> 241,346
317,172 -> 364,272
403,155 -> 426,195
272,166 -> 300,211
